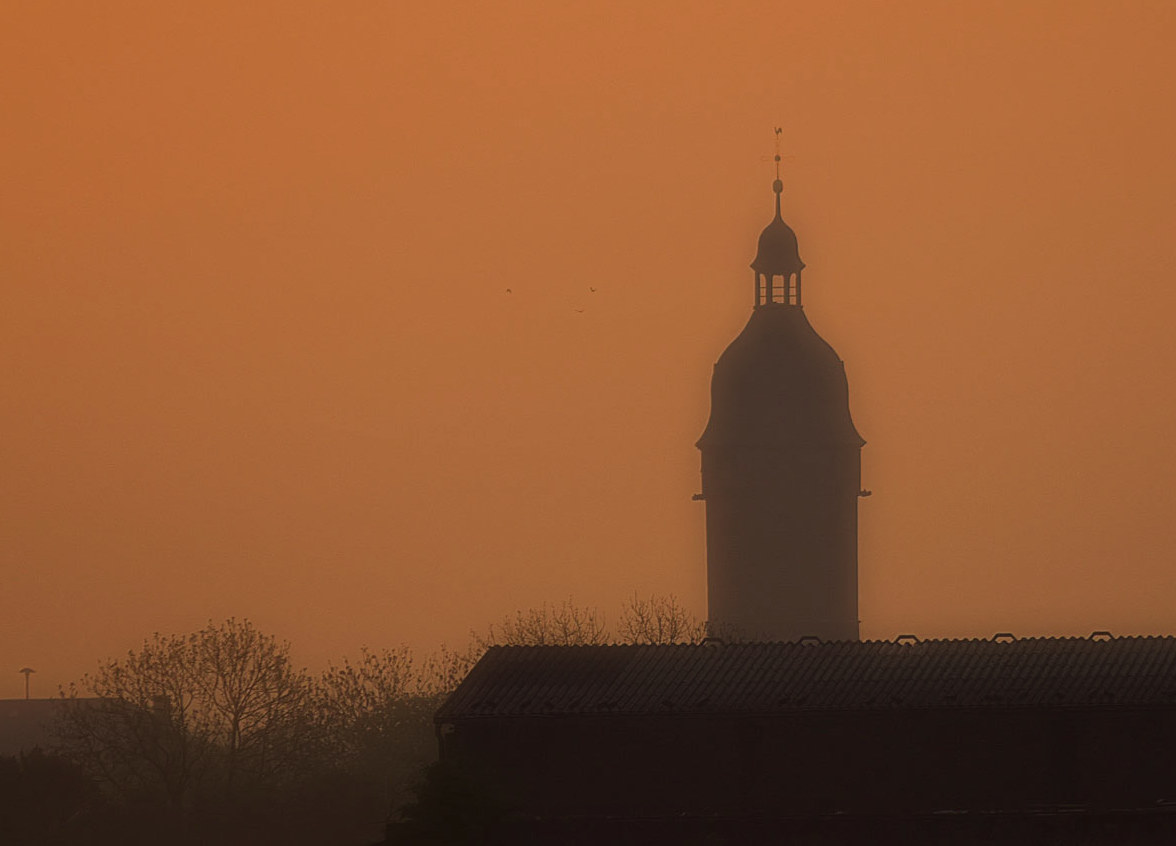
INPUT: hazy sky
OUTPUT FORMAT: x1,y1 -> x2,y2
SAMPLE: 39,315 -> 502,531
4,1 -> 1176,698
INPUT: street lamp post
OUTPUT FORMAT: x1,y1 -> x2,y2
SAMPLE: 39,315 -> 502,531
19,667 -> 35,700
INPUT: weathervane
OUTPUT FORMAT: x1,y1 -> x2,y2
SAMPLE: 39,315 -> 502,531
774,126 -> 783,180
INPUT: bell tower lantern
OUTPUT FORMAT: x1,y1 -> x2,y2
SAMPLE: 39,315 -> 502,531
752,175 -> 805,307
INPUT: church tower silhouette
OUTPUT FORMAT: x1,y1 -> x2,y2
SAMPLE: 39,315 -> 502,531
697,163 -> 864,643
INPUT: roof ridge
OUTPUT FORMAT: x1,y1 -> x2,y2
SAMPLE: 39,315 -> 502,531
440,636 -> 1176,720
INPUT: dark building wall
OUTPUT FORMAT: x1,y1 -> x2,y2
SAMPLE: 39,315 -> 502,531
0,699 -> 68,756
699,304 -> 862,642
440,705 -> 1176,819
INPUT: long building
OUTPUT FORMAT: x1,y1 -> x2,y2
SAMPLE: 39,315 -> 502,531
430,636 -> 1176,843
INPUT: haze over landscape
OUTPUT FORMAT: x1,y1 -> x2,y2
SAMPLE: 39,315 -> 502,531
4,1 -> 1176,698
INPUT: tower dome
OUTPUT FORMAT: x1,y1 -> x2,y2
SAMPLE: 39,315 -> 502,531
697,305 -> 863,450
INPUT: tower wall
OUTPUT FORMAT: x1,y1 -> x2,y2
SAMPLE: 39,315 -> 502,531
699,303 -> 863,643
703,446 -> 859,641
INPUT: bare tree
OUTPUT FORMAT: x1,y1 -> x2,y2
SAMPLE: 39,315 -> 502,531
317,646 -> 417,733
56,619 -> 313,811
618,593 -> 706,645
316,644 -> 478,734
476,599 -> 609,648
194,618 -> 314,797
473,595 -> 706,649
415,644 -> 482,698
314,644 -> 480,829
56,630 -> 212,809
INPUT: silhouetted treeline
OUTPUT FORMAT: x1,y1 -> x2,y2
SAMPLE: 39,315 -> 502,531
45,619 -> 475,845
475,594 -> 705,647
22,596 -> 699,845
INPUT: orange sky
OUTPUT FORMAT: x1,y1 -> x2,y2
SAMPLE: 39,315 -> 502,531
3,1 -> 1176,698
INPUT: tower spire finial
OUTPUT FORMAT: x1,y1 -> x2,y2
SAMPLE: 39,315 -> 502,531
752,127 -> 804,306
772,127 -> 784,218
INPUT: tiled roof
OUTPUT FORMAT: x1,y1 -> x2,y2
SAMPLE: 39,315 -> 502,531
436,636 -> 1176,719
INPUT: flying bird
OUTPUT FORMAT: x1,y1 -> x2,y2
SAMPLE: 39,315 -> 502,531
589,287 -> 596,293
505,288 -> 512,294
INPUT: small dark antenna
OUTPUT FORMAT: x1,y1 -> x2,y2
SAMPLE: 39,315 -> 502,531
19,667 -> 35,700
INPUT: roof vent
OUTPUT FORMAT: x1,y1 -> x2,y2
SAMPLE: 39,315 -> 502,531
895,634 -> 920,645
798,635 -> 822,645
1090,631 -> 1114,642
992,633 -> 1016,643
